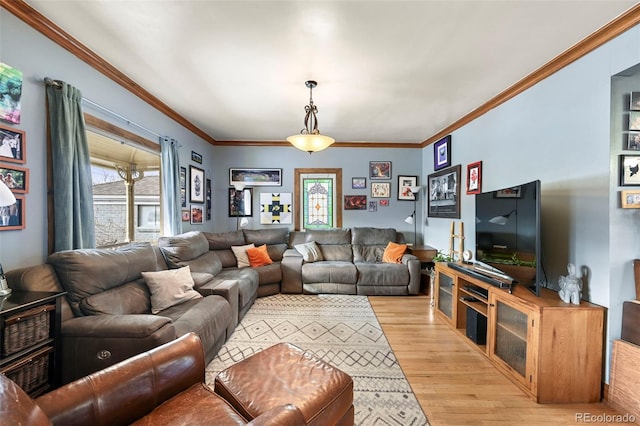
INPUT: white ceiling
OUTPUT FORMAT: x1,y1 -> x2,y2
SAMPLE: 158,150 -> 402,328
26,0 -> 639,145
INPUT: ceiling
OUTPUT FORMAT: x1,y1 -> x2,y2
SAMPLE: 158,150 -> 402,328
24,0 -> 640,145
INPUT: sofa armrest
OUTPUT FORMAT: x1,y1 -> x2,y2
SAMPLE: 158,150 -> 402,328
60,315 -> 176,383
248,404 -> 307,426
402,254 -> 421,295
197,279 -> 239,332
281,250 -> 303,294
37,333 -> 204,426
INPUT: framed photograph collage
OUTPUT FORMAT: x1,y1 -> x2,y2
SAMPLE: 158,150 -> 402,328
0,123 -> 26,231
622,92 -> 640,208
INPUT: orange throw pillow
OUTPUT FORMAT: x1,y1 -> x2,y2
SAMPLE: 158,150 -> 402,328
382,241 -> 407,264
246,244 -> 273,267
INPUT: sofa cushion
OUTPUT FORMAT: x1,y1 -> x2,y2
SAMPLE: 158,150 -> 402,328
158,231 -> 208,265
231,244 -> 255,268
204,230 -> 245,250
355,262 -> 409,286
80,281 -> 151,315
48,242 -> 161,317
243,228 -> 289,245
382,242 -> 407,264
142,266 -> 203,314
247,245 -> 273,267
294,241 -> 323,262
302,262 -> 357,284
352,227 -> 398,263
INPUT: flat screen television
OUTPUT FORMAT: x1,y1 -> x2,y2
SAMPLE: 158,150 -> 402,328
475,179 -> 542,296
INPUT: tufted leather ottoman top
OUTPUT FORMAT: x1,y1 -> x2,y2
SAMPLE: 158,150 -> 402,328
214,342 -> 354,426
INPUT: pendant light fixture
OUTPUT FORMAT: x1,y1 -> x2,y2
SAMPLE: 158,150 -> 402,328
287,80 -> 335,153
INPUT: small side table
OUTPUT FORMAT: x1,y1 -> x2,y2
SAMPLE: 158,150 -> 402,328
408,245 -> 437,295
0,290 -> 66,397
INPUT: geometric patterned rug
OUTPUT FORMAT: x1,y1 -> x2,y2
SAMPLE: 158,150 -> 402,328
205,294 -> 429,426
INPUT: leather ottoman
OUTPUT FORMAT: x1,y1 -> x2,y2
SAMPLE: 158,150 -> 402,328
214,342 -> 354,426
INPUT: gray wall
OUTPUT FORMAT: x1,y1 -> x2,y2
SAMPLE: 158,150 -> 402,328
209,145 -> 423,238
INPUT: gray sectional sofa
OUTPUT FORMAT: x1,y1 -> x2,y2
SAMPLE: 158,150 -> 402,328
6,226 -> 419,385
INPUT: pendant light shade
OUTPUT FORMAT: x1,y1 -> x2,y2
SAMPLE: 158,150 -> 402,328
287,80 -> 335,153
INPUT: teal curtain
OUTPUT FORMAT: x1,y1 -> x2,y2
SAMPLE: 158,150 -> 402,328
161,137 -> 181,236
45,80 -> 95,251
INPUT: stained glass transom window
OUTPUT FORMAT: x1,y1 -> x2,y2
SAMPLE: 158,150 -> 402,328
303,178 -> 333,229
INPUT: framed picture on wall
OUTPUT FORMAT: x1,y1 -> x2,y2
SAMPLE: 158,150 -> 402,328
180,167 -> 187,207
229,187 -> 253,217
190,166 -> 204,203
190,205 -> 203,224
433,135 -> 451,171
620,155 -> 640,186
352,177 -> 366,189
466,161 -> 482,195
0,164 -> 28,193
427,165 -> 460,218
621,189 -> 640,208
398,175 -> 418,200
0,195 -> 24,231
371,182 -> 390,198
369,161 -> 391,180
344,195 -> 367,210
230,168 -> 282,186
631,92 -> 640,111
0,125 -> 25,163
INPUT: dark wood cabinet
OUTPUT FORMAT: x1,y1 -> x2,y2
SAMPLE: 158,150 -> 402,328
0,291 -> 65,397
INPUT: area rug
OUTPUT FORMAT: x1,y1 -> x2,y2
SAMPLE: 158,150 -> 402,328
205,294 -> 429,426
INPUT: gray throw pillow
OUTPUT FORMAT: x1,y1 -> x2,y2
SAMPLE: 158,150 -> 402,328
295,241 -> 324,262
142,266 -> 202,314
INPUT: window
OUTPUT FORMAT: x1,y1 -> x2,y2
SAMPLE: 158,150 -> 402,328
86,116 -> 161,247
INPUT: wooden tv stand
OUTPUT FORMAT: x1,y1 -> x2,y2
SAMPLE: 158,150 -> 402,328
434,262 -> 606,403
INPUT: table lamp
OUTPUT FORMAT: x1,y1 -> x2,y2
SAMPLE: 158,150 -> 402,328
0,179 -> 16,296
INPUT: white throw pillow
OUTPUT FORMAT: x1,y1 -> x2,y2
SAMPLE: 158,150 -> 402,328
295,241 -> 324,262
142,266 -> 202,314
231,243 -> 255,268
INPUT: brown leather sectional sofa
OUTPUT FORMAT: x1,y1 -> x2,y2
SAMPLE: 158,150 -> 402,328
7,227 -> 419,385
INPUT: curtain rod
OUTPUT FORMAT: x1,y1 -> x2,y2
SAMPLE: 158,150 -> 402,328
44,77 -> 161,139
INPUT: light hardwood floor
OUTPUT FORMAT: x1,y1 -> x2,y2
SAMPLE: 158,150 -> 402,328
368,295 -> 625,426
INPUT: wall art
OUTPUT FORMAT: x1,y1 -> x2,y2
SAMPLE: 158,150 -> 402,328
466,161 -> 482,195
352,177 -> 366,189
191,151 -> 202,164
190,166 -> 204,203
369,161 -> 391,180
181,209 -> 190,221
0,124 -> 25,163
260,192 -> 292,224
190,204 -> 203,224
368,201 -> 377,212
344,195 -> 367,210
371,182 -> 390,198
229,187 -> 253,217
230,168 -> 282,186
0,164 -> 28,193
427,164 -> 460,218
0,195 -> 24,231
621,190 -> 640,208
433,135 -> 451,171
206,178 -> 211,220
0,63 -> 23,124
398,175 -> 418,200
621,155 -> 640,186
180,166 -> 187,207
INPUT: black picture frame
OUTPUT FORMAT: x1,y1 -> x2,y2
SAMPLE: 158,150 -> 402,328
206,178 -> 212,220
191,151 -> 202,164
344,195 -> 367,210
190,166 -> 205,203
397,175 -> 418,200
229,168 -> 282,186
229,187 -> 253,217
352,177 -> 366,189
180,166 -> 187,207
620,155 -> 640,186
433,135 -> 451,171
369,161 -> 391,180
427,165 -> 460,218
